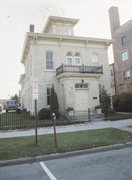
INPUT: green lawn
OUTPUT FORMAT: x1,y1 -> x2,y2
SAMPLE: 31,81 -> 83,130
0,128 -> 132,160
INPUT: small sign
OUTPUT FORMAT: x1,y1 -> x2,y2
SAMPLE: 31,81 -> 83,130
32,77 -> 38,82
33,93 -> 38,100
33,89 -> 38,93
32,77 -> 38,100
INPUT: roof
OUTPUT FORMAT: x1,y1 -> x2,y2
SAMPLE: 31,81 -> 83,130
43,16 -> 79,33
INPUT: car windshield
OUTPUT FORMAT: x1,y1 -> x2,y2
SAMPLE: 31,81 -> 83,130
7,101 -> 16,105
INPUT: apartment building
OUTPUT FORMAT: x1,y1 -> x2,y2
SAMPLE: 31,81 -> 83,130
109,6 -> 132,94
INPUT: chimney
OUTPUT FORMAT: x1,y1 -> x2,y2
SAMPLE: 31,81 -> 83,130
109,6 -> 120,37
29,24 -> 34,32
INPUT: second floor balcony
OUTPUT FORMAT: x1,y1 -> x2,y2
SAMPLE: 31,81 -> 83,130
56,64 -> 103,77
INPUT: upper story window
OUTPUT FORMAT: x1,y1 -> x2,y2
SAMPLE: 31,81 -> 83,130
121,36 -> 127,47
46,51 -> 53,69
66,52 -> 81,65
111,69 -> 113,76
123,71 -> 130,80
74,52 -> 81,65
121,51 -> 128,61
66,52 -> 73,65
92,53 -> 98,66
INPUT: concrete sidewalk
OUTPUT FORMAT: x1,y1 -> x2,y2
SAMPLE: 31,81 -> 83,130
0,119 -> 132,138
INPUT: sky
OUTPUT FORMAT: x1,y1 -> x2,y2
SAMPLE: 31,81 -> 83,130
0,0 -> 132,99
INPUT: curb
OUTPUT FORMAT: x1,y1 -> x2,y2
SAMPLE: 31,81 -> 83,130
0,142 -> 132,167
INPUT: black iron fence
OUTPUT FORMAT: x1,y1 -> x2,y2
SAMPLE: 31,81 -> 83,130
1,111 -> 131,130
0,112 -> 35,129
0,112 -> 91,130
66,110 -> 104,121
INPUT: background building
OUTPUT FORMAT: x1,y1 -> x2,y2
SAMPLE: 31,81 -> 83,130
109,6 -> 132,94
19,16 -> 112,115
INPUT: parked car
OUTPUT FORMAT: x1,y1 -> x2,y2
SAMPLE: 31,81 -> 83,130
5,100 -> 19,112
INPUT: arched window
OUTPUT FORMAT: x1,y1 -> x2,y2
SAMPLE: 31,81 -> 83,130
67,52 -> 72,56
75,52 -> 80,57
74,52 -> 81,65
66,52 -> 81,65
92,53 -> 99,66
66,52 -> 73,65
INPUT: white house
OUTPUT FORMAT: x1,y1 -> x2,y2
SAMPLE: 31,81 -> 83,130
19,16 -> 113,115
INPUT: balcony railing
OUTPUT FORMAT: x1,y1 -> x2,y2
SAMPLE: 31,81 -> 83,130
56,64 -> 103,76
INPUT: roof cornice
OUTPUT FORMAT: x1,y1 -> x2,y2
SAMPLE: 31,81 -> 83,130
21,32 -> 113,64
26,32 -> 113,43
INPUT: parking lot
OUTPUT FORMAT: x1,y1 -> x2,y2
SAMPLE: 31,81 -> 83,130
0,147 -> 132,180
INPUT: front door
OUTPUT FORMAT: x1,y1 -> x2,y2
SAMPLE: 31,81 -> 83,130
75,90 -> 89,111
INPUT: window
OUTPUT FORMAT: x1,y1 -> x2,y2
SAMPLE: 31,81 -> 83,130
75,58 -> 81,64
67,57 -> 73,65
66,52 -> 81,65
92,53 -> 98,66
111,69 -> 113,76
93,97 -> 97,100
66,52 -> 73,65
46,51 -> 53,69
74,52 -> 81,65
121,51 -> 128,61
123,71 -> 130,80
75,83 -> 88,89
47,84 -> 53,105
121,36 -> 127,47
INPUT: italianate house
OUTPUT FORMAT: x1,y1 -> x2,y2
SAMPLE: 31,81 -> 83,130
19,16 -> 112,115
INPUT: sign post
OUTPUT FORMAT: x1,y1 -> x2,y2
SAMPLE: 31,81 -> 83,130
35,99 -> 37,145
32,78 -> 38,145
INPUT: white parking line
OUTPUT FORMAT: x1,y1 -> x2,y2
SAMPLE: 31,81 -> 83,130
40,161 -> 57,180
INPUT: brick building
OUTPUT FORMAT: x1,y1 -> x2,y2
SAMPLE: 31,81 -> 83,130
109,6 -> 132,94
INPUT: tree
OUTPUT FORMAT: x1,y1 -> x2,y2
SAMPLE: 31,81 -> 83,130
100,87 -> 111,119
10,94 -> 20,104
50,87 -> 59,117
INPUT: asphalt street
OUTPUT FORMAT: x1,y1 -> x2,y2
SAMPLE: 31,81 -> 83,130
0,147 -> 132,180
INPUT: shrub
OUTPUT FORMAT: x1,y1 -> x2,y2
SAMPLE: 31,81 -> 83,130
66,107 -> 74,111
50,87 -> 60,118
95,106 -> 101,110
100,87 -> 111,118
38,108 -> 51,120
112,92 -> 132,112
21,109 -> 31,117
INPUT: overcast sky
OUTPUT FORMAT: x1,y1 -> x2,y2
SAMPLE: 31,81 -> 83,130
0,0 -> 132,99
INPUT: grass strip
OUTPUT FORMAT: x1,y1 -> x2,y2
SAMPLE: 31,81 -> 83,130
0,128 -> 132,160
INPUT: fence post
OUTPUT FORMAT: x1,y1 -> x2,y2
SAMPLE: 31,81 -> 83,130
88,108 -> 91,122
